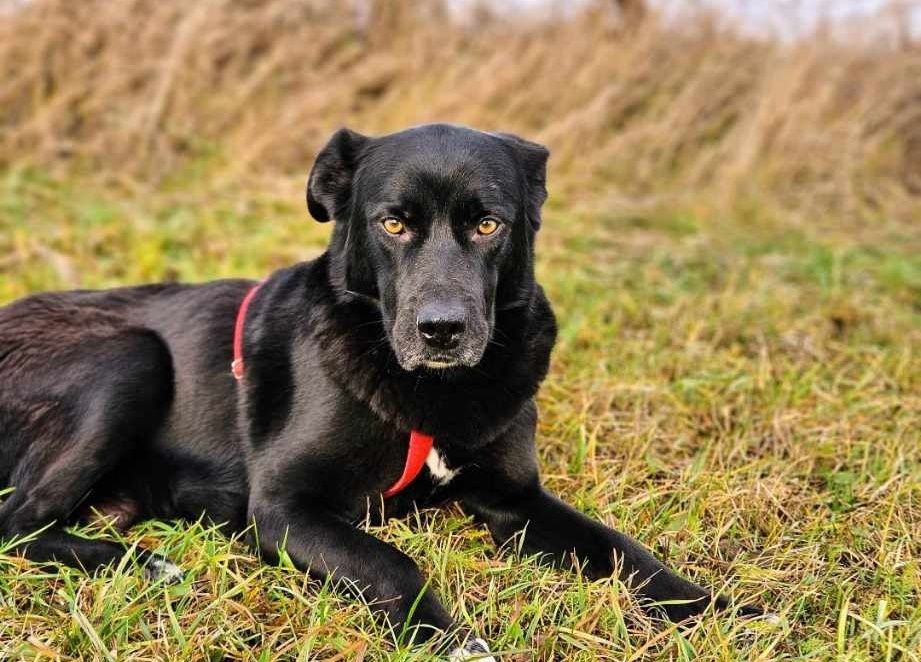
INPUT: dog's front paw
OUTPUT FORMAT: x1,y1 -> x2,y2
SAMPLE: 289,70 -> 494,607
449,637 -> 495,662
142,554 -> 184,584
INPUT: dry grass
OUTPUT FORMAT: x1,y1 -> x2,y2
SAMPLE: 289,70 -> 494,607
1,0 -> 920,226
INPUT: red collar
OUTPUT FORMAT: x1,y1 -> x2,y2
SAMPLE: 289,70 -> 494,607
231,283 -> 434,498
231,284 -> 262,380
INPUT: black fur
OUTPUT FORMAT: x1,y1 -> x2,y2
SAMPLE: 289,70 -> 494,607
0,124 -> 757,648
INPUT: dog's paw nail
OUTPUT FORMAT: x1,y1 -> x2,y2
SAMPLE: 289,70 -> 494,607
449,637 -> 495,661
144,555 -> 184,584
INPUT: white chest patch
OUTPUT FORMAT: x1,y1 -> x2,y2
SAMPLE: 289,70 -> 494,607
425,448 -> 458,485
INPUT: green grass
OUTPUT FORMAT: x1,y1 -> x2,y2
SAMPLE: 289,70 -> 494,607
1,168 -> 919,660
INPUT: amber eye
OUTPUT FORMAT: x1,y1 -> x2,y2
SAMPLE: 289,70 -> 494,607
381,218 -> 405,235
477,218 -> 500,236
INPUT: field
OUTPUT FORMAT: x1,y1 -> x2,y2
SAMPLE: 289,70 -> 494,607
1,0 -> 920,660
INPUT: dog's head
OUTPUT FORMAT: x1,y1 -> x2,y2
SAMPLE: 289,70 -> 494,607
307,124 -> 548,372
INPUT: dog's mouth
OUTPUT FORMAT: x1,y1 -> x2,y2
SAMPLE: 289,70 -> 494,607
395,349 -> 484,372
391,342 -> 489,372
421,356 -> 462,370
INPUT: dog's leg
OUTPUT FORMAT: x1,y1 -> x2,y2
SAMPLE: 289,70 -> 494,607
249,502 -> 456,644
459,403 -> 757,621
465,486 -> 743,621
0,329 -> 178,580
0,518 -> 181,582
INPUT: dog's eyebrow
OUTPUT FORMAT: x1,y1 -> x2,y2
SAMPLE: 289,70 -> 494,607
366,202 -> 409,219
464,194 -> 517,221
467,178 -> 520,214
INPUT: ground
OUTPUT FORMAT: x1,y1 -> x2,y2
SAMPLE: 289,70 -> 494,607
0,168 -> 918,660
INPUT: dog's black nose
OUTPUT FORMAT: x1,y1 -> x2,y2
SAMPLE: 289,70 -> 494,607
417,302 -> 466,350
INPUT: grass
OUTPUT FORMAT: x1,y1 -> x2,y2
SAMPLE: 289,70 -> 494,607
0,167 -> 918,660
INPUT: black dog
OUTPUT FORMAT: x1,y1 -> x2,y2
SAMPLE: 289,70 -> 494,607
0,124 -> 756,657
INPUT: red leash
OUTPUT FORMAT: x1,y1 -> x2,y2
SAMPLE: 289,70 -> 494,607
231,283 -> 434,498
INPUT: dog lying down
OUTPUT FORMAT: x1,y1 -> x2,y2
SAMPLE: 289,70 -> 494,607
0,124 -> 762,658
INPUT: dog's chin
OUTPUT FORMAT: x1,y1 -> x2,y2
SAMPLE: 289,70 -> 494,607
421,358 -> 461,370
394,348 -> 485,373
398,356 -> 468,372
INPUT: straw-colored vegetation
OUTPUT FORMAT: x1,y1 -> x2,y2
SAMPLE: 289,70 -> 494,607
2,0 -> 920,226
0,0 -> 919,660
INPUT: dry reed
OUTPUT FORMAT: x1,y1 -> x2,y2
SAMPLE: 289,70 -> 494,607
0,0 -> 919,226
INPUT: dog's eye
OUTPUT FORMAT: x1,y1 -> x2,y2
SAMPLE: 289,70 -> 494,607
381,218 -> 405,235
476,218 -> 501,236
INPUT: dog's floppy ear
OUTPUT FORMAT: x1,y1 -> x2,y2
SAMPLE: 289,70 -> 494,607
306,128 -> 370,222
495,132 -> 549,230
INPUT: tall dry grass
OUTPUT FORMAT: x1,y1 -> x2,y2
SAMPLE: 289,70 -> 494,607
0,0 -> 919,225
